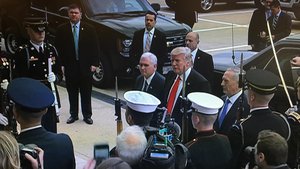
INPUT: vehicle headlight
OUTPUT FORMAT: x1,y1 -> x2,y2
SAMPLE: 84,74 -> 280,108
117,39 -> 132,57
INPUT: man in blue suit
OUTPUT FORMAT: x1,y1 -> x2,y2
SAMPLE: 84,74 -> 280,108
8,78 -> 76,169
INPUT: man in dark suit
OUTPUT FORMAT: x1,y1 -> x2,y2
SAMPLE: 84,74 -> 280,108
228,69 -> 291,169
7,78 -> 75,169
248,0 -> 273,52
55,4 -> 99,125
185,32 -> 214,87
134,52 -> 165,127
134,52 -> 165,101
163,47 -> 211,142
214,67 -> 250,136
129,11 -> 167,74
186,92 -> 232,169
268,0 -> 291,43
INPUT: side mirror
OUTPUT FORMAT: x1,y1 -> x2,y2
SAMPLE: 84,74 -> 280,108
151,3 -> 161,12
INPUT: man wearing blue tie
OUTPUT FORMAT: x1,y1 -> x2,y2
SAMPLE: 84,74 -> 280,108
55,3 -> 100,125
214,67 -> 250,135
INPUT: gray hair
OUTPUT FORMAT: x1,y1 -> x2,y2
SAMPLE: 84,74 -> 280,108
171,47 -> 193,64
116,125 -> 147,166
226,67 -> 245,81
140,52 -> 157,65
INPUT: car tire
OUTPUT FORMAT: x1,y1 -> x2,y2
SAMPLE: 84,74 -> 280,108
165,0 -> 176,9
198,0 -> 215,13
4,26 -> 21,54
92,56 -> 113,88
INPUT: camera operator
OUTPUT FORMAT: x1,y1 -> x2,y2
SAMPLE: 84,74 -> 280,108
0,131 -> 44,169
251,130 -> 289,169
7,77 -> 75,169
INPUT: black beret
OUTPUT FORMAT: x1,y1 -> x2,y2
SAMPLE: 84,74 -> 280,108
23,17 -> 46,32
245,69 -> 280,95
7,78 -> 54,112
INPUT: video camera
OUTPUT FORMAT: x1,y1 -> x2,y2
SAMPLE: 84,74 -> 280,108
19,144 -> 39,169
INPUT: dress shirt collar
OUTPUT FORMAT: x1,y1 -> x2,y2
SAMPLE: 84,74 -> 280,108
191,48 -> 198,62
179,67 -> 192,81
250,106 -> 269,113
145,27 -> 155,35
227,90 -> 242,104
71,21 -> 81,29
274,10 -> 281,18
144,72 -> 155,85
21,125 -> 42,133
30,41 -> 44,52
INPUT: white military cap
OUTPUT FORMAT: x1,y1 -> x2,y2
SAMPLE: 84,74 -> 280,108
187,92 -> 223,115
124,91 -> 161,113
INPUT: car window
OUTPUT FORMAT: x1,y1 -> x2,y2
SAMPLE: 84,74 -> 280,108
85,0 -> 147,16
263,47 -> 300,88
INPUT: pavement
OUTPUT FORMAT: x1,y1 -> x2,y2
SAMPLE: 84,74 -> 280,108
56,86 -> 128,169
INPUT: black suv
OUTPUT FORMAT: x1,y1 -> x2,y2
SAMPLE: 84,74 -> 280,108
0,0 -> 190,87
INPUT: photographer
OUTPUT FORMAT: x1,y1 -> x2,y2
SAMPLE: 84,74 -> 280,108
0,131 -> 44,169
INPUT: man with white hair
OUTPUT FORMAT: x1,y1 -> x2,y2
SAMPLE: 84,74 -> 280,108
116,125 -> 148,169
162,47 -> 211,142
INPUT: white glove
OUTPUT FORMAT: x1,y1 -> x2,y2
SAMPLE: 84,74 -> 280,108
48,72 -> 56,83
0,79 -> 8,90
0,113 -> 8,126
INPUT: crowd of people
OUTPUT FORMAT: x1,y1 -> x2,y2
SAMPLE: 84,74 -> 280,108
0,1 -> 298,169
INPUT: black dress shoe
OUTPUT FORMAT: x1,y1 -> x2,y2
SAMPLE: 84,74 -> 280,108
83,118 -> 93,125
66,117 -> 79,124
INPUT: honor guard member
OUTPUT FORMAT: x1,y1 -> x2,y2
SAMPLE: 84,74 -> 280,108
228,69 -> 291,169
7,77 -> 76,169
124,91 -> 160,128
186,92 -> 232,169
0,50 -> 10,129
13,17 -> 62,133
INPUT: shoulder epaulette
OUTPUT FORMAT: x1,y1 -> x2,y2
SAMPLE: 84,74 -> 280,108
18,44 -> 28,50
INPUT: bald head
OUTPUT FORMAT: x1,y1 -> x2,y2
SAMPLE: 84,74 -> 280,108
185,32 -> 199,51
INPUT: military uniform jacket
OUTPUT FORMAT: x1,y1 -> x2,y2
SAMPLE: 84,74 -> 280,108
185,130 -> 232,169
228,108 -> 291,168
17,127 -> 76,169
13,41 -> 62,84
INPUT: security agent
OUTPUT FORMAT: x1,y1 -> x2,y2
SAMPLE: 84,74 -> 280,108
13,17 -> 62,133
124,90 -> 160,127
7,77 -> 75,169
228,69 -> 291,169
185,92 -> 232,169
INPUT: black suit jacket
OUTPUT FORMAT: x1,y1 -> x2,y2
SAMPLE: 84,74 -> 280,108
129,28 -> 167,73
17,127 -> 75,169
163,69 -> 211,141
134,71 -> 165,101
193,49 -> 214,87
268,11 -> 292,42
248,8 -> 269,51
55,21 -> 99,81
214,93 -> 250,136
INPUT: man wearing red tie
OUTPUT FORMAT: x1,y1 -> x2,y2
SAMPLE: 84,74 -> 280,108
162,47 -> 211,142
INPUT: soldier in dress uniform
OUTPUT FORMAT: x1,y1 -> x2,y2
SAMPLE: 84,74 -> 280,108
228,69 -> 291,169
13,17 -> 62,133
185,92 -> 232,169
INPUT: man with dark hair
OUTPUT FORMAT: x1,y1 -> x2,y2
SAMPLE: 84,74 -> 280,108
267,0 -> 291,43
228,69 -> 291,169
254,130 -> 289,169
55,3 -> 100,125
8,77 -> 75,169
130,11 -> 167,74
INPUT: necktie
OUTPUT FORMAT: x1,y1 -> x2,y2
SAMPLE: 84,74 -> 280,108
143,80 -> 148,92
218,99 -> 230,127
167,77 -> 181,114
73,25 -> 79,60
272,15 -> 278,30
144,31 -> 151,52
39,46 -> 43,54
